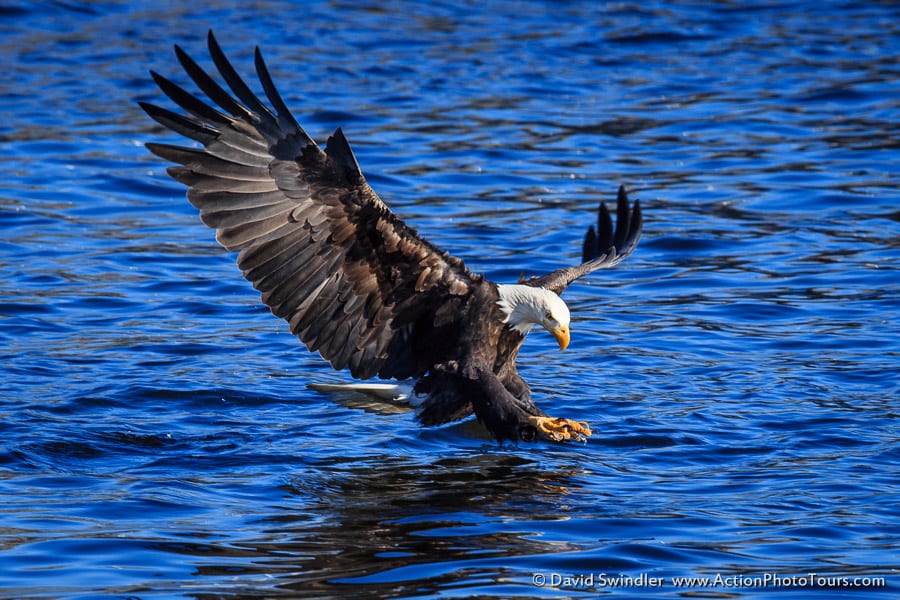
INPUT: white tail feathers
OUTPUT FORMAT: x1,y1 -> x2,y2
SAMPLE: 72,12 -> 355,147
307,381 -> 426,410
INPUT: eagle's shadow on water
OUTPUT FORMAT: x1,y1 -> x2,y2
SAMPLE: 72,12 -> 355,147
210,449 -> 589,598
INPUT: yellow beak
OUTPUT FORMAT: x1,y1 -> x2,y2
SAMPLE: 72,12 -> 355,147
551,325 -> 570,351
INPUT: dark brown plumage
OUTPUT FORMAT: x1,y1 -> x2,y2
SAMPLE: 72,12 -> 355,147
140,31 -> 642,443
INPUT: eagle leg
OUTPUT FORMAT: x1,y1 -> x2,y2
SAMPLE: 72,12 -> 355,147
527,415 -> 592,443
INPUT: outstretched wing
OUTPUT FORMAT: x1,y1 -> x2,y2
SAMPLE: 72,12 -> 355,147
524,185 -> 642,295
139,31 -> 476,380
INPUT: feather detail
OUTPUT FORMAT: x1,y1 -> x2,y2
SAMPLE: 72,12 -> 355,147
141,30 -> 476,380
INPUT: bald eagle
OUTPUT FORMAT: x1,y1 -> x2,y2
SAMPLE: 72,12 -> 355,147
140,32 -> 642,443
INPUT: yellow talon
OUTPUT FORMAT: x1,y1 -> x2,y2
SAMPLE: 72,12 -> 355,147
528,415 -> 592,443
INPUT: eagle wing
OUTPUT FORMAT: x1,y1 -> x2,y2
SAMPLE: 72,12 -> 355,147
525,185 -> 642,295
139,31 -> 475,380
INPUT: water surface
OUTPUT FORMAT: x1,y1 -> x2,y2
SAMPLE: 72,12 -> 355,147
1,1 -> 898,597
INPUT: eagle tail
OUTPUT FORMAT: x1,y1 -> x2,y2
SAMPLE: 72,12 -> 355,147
307,382 -> 415,402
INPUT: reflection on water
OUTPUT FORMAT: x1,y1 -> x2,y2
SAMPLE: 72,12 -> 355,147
1,0 -> 899,597
277,455 -> 583,594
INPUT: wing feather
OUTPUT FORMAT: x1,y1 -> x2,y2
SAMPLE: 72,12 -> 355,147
253,47 -> 307,137
141,32 -> 480,377
193,195 -> 292,229
140,104 -> 218,146
216,218 -> 296,251
173,43 -> 256,123
524,185 -> 642,295
142,31 -> 476,379
206,32 -> 277,122
149,70 -> 230,126
147,144 -> 270,178
173,171 -> 279,194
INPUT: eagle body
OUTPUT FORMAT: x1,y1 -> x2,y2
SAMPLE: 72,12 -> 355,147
141,32 -> 642,443
410,282 -> 539,439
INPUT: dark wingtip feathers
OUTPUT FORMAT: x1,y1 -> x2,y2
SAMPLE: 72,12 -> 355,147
581,185 -> 642,264
325,127 -> 364,181
613,184 -> 630,249
581,225 -> 597,264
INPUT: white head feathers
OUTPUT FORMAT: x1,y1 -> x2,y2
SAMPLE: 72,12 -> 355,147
496,284 -> 571,347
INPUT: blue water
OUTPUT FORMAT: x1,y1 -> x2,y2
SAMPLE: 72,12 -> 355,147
2,1 -> 898,597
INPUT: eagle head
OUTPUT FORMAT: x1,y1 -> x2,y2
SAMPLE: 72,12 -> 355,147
496,284 -> 571,350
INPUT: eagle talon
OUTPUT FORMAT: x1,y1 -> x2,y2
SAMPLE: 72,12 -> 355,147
528,415 -> 592,443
